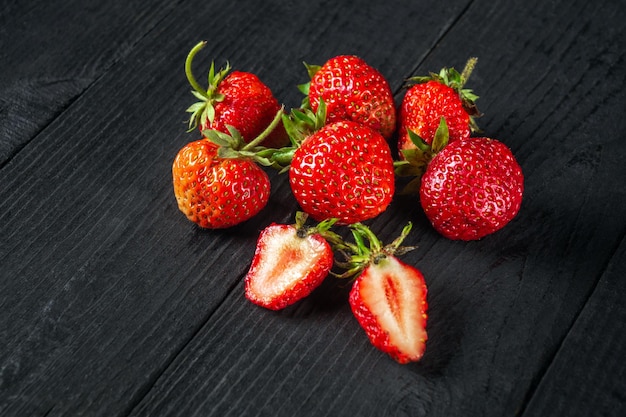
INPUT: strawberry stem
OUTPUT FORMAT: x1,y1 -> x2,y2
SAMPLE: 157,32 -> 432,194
185,41 -> 210,100
240,107 -> 285,152
459,57 -> 478,89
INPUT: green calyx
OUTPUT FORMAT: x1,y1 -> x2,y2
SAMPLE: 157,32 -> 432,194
333,222 -> 417,279
185,40 -> 231,132
294,211 -> 341,241
407,57 -> 482,131
283,98 -> 326,146
394,117 -> 449,194
203,107 -> 284,166
258,98 -> 327,173
297,62 -> 321,109
286,213 -> 417,281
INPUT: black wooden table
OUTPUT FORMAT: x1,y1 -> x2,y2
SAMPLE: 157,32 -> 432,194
1,1 -> 625,416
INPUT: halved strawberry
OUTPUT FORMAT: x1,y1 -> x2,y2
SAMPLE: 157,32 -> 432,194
338,223 -> 428,364
350,254 -> 428,364
244,213 -> 337,310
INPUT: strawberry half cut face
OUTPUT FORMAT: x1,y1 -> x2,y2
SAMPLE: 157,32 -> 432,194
245,223 -> 334,310
349,255 -> 428,364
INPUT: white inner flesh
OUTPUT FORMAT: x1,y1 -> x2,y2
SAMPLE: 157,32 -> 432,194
251,228 -> 327,301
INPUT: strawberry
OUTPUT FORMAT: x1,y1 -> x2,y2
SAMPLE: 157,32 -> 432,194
244,212 -> 337,310
300,55 -> 396,139
185,41 -> 288,148
338,222 -> 428,364
420,136 -> 524,240
172,110 -> 283,229
397,58 -> 480,157
287,120 -> 395,225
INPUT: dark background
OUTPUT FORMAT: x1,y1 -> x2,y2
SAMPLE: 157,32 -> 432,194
1,0 -> 625,416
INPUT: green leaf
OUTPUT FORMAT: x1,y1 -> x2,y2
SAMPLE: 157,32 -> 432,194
207,61 -> 216,86
439,68 -> 449,85
461,88 -> 479,102
217,147 -> 240,159
185,101 -> 205,114
204,103 -> 216,125
315,98 -> 327,129
292,108 -> 311,123
204,130 -> 232,148
253,156 -> 274,167
209,61 -> 231,90
225,124 -> 245,147
406,128 -> 430,152
190,90 -> 208,101
281,113 -> 306,146
303,62 -> 321,79
431,117 -> 449,153
237,150 -> 257,158
446,67 -> 462,88
297,81 -> 310,96
406,75 -> 431,85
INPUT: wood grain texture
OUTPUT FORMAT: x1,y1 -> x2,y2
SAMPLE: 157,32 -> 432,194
0,0 -> 625,416
522,236 -> 626,417
0,0 -> 176,167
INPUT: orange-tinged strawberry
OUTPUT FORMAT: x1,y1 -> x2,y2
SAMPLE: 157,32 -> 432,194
185,41 -> 288,148
172,139 -> 270,229
244,213 -> 337,310
172,109 -> 284,229
301,55 -> 396,139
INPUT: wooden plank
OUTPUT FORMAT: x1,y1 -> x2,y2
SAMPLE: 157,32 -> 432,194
521,236 -> 626,417
1,0 -> 624,416
0,0 -> 474,416
0,0 -> 176,166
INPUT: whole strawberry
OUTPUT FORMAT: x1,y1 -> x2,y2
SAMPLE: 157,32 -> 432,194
172,111 -> 283,229
185,41 -> 288,148
301,55 -> 396,139
288,120 -> 395,225
420,137 -> 524,240
245,212 -> 337,310
398,58 -> 480,157
338,222 -> 428,364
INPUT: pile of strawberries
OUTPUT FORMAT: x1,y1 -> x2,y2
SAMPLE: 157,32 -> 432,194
171,41 -> 524,364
